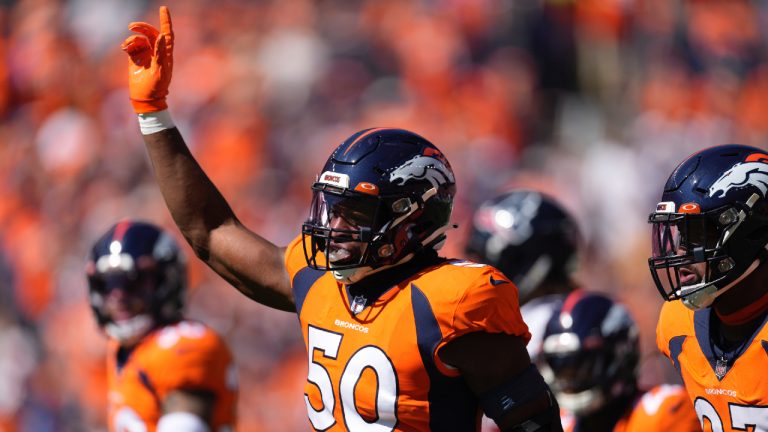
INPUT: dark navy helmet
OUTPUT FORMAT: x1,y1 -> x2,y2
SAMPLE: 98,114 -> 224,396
540,291 -> 639,416
302,128 -> 456,284
86,220 -> 187,344
648,144 -> 768,309
464,190 -> 579,302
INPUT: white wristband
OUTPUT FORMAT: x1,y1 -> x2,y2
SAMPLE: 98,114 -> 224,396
138,110 -> 176,135
156,411 -> 210,432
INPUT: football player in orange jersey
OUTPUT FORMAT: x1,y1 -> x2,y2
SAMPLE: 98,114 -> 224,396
540,291 -> 700,432
87,220 -> 237,432
649,144 -> 768,431
119,6 -> 562,432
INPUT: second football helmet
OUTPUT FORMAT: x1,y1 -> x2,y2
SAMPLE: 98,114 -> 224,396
464,190 -> 579,302
540,291 -> 639,416
86,220 -> 187,345
648,144 -> 768,309
302,128 -> 456,284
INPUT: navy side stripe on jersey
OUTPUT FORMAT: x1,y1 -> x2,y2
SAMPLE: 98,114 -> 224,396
669,335 -> 686,377
411,283 -> 478,431
293,266 -> 324,316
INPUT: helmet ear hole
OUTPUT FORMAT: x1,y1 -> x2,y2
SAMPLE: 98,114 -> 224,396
391,198 -> 412,214
378,244 -> 394,258
718,258 -> 735,273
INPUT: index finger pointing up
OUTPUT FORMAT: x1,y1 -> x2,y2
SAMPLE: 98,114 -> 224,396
159,6 -> 173,37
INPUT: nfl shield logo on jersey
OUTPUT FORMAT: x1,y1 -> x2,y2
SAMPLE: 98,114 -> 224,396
351,295 -> 367,315
715,357 -> 728,380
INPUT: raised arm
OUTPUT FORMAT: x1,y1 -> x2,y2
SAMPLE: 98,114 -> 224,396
121,6 -> 293,311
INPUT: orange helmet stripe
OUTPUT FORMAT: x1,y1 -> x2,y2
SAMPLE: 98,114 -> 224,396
343,127 -> 387,157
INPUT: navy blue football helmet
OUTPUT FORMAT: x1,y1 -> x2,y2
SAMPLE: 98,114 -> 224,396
540,291 -> 639,416
86,220 -> 187,344
464,190 -> 579,302
302,128 -> 456,284
648,144 -> 768,309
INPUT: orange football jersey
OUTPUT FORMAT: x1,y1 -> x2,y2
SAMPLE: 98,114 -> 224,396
657,300 -> 768,431
560,384 -> 700,432
285,236 -> 530,431
106,320 -> 237,432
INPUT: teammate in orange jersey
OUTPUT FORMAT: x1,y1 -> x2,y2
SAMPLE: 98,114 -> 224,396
540,291 -> 700,432
86,220 -> 237,432
649,144 -> 768,430
119,6 -> 562,431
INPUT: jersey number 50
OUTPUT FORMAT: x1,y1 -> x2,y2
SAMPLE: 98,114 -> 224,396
305,326 -> 399,431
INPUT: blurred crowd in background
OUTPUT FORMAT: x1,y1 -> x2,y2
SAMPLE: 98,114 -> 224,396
0,0 -> 767,430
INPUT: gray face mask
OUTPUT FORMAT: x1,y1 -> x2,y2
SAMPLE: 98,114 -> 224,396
105,314 -> 154,346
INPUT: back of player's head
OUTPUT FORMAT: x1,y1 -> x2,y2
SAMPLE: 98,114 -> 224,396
648,144 -> 768,310
302,128 -> 456,284
86,220 -> 187,345
539,290 -> 639,416
464,189 -> 579,302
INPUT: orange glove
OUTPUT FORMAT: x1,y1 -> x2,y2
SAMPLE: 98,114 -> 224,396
121,6 -> 174,114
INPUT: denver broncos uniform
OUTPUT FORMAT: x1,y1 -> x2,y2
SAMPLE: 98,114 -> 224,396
657,300 -> 768,431
107,320 -> 237,432
559,384 -> 700,432
285,236 -> 530,431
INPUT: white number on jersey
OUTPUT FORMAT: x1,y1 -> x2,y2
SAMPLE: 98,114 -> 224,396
305,325 -> 398,431
695,397 -> 768,431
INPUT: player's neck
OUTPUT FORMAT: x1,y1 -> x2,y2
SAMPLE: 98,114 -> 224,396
346,251 -> 442,309
713,309 -> 768,344
350,250 -> 441,291
712,262 -> 768,329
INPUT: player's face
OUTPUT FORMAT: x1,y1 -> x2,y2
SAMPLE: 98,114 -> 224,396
310,192 -> 378,268
652,216 -> 717,287
95,272 -> 153,321
327,206 -> 369,266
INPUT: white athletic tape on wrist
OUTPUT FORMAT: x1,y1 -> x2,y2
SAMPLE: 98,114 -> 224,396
156,411 -> 210,432
138,110 -> 175,135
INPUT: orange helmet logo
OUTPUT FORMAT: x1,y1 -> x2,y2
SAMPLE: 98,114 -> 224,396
354,182 -> 379,196
679,203 -> 701,214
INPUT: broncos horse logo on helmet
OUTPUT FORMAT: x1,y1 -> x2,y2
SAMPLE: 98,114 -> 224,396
648,145 -> 768,310
389,155 -> 455,190
708,155 -> 768,198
